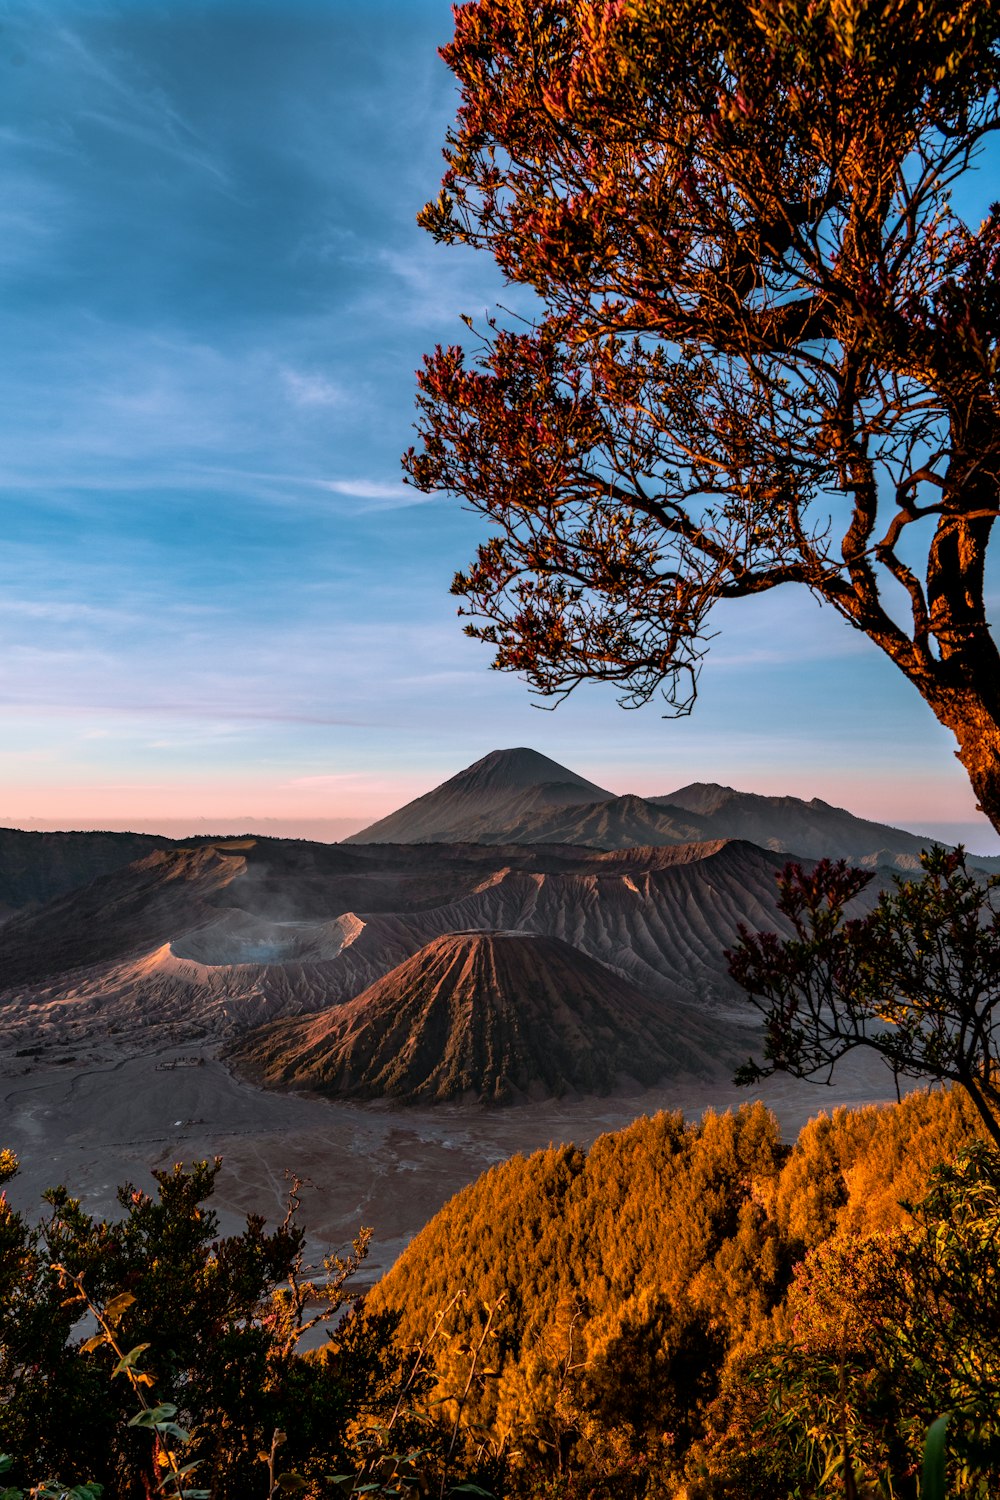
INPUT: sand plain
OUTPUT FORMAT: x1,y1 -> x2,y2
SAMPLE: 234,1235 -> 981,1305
1,1038 -> 901,1286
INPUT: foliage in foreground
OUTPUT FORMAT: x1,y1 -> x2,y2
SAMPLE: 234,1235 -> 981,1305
0,1152 -> 399,1500
729,847 -> 1000,1150
695,1142 -> 1000,1497
2,1088 -> 999,1497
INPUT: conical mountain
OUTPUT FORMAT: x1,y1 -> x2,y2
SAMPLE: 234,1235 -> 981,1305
344,748 -> 613,845
343,749 -> 989,865
230,929 -> 724,1104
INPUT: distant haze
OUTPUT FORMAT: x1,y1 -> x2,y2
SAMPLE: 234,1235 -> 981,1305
4,775 -> 1000,854
2,815 -> 368,843
904,821 -> 1000,855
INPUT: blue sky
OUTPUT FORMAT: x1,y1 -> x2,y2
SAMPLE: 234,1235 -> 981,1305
1,0 -> 998,849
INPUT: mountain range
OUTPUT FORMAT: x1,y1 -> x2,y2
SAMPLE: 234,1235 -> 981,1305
2,747 -> 988,929
0,746 -> 977,1106
345,746 -> 989,867
0,835 -> 783,1041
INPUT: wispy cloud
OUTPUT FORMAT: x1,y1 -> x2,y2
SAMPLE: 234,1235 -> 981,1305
0,696 -> 365,728
0,316 -> 428,513
361,239 -> 517,332
80,107 -> 230,185
180,466 -> 429,510
0,169 -> 73,266
54,23 -> 232,187
0,125 -> 78,159
280,367 -> 345,408
320,478 -> 421,504
0,598 -> 138,626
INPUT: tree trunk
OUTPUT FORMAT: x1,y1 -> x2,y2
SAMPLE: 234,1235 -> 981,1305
964,1073 -> 1000,1152
952,720 -> 1000,839
922,481 -> 1000,834
917,682 -> 1000,838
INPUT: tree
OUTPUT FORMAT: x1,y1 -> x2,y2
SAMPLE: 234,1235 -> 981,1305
728,847 -> 1000,1147
404,0 -> 1000,827
0,1155 -> 399,1499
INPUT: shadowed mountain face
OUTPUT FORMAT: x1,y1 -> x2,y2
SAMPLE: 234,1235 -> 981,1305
416,793 -> 711,850
0,828 -> 172,920
344,747 -> 614,844
229,929 -> 724,1104
0,845 -> 251,988
657,784 -> 961,865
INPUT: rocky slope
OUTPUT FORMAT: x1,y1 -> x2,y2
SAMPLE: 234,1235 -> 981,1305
0,844 -> 248,986
657,783 -> 966,865
0,837 -> 791,1049
430,792 -> 710,850
229,929 -> 724,1104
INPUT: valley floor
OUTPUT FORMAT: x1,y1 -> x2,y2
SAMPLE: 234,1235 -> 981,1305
1,1040 -> 900,1284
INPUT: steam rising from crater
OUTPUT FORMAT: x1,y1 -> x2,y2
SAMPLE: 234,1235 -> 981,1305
171,911 -> 366,967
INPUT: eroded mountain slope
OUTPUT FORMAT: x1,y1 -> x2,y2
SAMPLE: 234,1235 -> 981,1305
231,929 -> 725,1104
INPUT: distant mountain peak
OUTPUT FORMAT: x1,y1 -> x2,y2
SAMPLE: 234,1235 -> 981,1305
661,782 -> 955,864
344,748 -> 613,845
442,747 -> 611,796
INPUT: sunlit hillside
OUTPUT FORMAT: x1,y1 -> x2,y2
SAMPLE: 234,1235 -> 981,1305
369,1086 -> 991,1494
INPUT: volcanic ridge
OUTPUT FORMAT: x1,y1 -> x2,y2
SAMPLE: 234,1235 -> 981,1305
229,928 -> 723,1105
